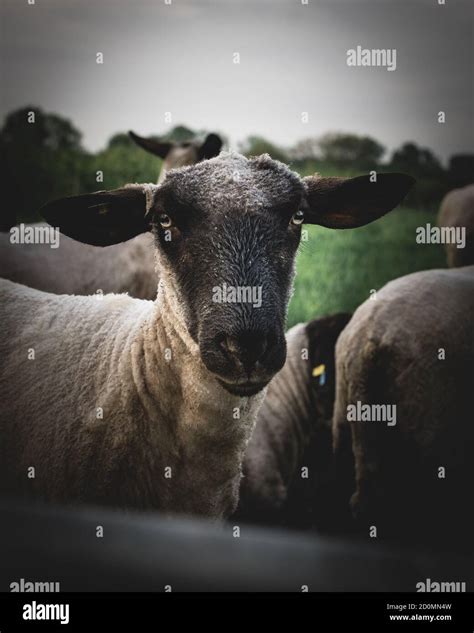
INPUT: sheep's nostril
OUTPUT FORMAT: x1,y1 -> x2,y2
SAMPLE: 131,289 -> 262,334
219,336 -> 233,357
219,331 -> 269,369
219,335 -> 245,361
221,335 -> 243,357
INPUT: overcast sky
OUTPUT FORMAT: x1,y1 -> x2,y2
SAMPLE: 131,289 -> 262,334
1,0 -> 472,162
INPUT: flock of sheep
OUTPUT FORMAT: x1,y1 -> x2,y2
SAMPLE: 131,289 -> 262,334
0,132 -> 473,552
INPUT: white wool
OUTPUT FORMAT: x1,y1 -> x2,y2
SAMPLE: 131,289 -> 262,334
437,184 -> 474,268
0,276 -> 265,517
0,229 -> 157,299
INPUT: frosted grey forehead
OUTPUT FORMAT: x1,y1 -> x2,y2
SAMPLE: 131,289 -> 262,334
161,152 -> 304,213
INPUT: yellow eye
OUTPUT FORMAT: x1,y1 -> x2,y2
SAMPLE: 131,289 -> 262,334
159,213 -> 172,228
291,209 -> 304,225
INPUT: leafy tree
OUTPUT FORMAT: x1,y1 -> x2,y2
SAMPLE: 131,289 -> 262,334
239,136 -> 289,163
162,125 -> 196,142
87,142 -> 159,192
288,138 -> 321,161
1,106 -> 82,152
447,154 -> 474,188
107,133 -> 135,149
389,142 -> 443,178
0,106 -> 86,223
318,132 -> 385,170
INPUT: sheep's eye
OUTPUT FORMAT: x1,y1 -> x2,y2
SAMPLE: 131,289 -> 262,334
159,213 -> 172,228
291,209 -> 304,226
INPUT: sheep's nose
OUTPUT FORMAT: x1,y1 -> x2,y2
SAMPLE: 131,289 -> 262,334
219,331 -> 270,372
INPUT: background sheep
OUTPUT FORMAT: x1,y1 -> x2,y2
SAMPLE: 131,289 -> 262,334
237,313 -> 353,532
437,184 -> 474,267
0,153 -> 413,518
333,266 -> 474,547
1,230 -> 157,298
129,131 -> 223,183
0,133 -> 222,299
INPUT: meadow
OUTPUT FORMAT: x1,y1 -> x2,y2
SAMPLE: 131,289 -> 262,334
287,207 -> 446,327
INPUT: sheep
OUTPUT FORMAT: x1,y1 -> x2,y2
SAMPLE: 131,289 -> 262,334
437,184 -> 474,267
332,266 -> 474,546
129,131 -> 223,183
0,133 -> 222,299
0,153 -> 413,518
1,229 -> 158,298
237,313 -> 353,531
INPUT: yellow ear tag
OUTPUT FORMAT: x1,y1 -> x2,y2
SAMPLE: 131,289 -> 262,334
312,363 -> 325,377
312,363 -> 326,386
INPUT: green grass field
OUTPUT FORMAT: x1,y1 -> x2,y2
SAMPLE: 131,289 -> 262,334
287,207 -> 446,328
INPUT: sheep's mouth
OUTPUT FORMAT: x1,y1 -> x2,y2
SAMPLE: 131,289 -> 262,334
217,378 -> 269,397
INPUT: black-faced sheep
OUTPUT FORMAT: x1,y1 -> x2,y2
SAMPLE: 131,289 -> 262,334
0,153 -> 413,518
0,134 -> 222,298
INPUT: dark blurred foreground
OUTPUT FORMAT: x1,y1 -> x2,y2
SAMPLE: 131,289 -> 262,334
1,500 -> 472,593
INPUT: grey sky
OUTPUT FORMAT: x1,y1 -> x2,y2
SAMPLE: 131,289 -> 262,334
1,0 -> 472,162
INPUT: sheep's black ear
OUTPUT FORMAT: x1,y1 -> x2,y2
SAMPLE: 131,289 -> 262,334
40,186 -> 153,246
129,131 -> 173,159
306,312 -> 352,378
198,133 -> 223,160
302,173 -> 415,228
306,312 -> 352,417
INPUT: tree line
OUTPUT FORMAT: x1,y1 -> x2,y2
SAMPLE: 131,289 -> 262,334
1,106 -> 472,224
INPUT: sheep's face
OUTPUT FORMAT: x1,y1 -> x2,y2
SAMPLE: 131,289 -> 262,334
40,151 -> 414,397
159,144 -> 200,182
152,153 -> 305,396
